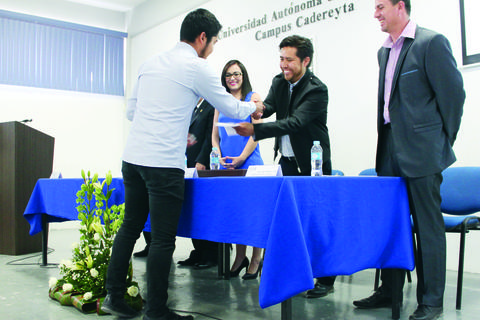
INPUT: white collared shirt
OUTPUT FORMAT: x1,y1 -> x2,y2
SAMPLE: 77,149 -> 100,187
280,79 -> 301,157
124,42 -> 256,169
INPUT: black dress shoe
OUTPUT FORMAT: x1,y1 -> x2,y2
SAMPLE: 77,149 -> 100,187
305,282 -> 334,298
353,290 -> 395,309
409,305 -> 443,320
193,260 -> 217,269
144,309 -> 194,319
230,257 -> 249,277
242,260 -> 263,280
101,294 -> 139,318
177,257 -> 199,266
177,250 -> 201,266
133,246 -> 149,257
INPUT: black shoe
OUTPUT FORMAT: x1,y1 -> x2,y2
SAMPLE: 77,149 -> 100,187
177,250 -> 200,266
101,294 -> 139,318
305,282 -> 334,298
242,260 -> 263,280
193,260 -> 217,269
409,305 -> 443,320
353,290 -> 395,309
230,257 -> 249,277
133,246 -> 149,258
144,309 -> 194,319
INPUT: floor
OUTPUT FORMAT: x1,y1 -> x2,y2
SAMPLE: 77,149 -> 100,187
1,222 -> 480,320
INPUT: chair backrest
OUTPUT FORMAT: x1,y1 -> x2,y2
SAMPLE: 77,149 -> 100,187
358,168 -> 377,176
441,166 -> 480,216
331,169 -> 345,176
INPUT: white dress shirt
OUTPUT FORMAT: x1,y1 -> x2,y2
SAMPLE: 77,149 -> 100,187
124,42 -> 256,169
279,80 -> 300,158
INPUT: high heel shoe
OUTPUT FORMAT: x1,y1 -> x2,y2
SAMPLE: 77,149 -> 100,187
230,257 -> 249,277
242,260 -> 263,280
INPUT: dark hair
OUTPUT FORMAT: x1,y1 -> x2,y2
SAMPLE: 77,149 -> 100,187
221,60 -> 253,101
279,35 -> 314,68
390,0 -> 411,15
180,9 -> 222,44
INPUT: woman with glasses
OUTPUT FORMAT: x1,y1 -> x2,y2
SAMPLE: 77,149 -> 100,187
212,59 -> 264,280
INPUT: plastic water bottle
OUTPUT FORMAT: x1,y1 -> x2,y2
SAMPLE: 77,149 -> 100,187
210,147 -> 220,170
311,141 -> 323,176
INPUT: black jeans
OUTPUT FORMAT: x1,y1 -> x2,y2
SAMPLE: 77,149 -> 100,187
106,161 -> 185,317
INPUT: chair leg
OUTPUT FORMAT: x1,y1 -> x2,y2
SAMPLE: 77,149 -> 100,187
456,225 -> 467,310
406,270 -> 412,283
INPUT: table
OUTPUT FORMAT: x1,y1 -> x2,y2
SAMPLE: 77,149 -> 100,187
24,176 -> 414,318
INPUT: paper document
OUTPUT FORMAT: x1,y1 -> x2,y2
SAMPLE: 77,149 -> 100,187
216,122 -> 239,136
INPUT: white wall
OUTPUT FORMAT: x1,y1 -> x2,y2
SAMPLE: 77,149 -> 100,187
0,0 -> 126,31
129,0 -> 480,273
0,0 -> 127,178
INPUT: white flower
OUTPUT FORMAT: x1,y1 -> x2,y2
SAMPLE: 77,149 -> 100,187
83,292 -> 93,300
93,233 -> 101,241
60,259 -> 73,269
71,242 -> 79,250
49,277 -> 57,288
127,285 -> 139,297
90,268 -> 99,278
62,283 -> 73,292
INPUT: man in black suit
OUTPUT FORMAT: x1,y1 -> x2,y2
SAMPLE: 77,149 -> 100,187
134,99 -> 218,269
179,98 -> 219,269
186,99 -> 215,170
353,1 -> 465,320
235,35 -> 335,298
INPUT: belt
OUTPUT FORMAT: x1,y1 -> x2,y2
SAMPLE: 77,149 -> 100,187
281,156 -> 296,161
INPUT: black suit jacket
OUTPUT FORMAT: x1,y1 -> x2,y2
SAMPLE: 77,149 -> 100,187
253,69 -> 331,175
376,26 -> 465,178
186,100 -> 215,168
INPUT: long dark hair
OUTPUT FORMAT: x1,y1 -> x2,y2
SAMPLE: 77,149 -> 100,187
221,60 -> 253,101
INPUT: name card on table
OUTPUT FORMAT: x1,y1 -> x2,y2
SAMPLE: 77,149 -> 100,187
246,165 -> 283,177
184,168 -> 198,178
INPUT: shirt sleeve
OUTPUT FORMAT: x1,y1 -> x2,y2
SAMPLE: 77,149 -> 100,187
126,80 -> 139,121
193,60 -> 255,120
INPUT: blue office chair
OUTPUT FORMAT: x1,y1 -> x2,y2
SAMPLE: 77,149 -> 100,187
440,166 -> 480,310
358,168 -> 413,290
358,168 -> 377,176
331,169 -> 345,176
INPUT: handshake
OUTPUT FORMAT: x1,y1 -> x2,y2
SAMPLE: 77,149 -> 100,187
251,99 -> 264,120
233,99 -> 264,137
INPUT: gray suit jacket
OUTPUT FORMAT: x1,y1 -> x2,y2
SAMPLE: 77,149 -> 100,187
376,26 -> 465,178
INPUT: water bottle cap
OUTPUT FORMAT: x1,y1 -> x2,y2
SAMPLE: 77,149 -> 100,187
212,147 -> 218,151
313,141 -> 320,145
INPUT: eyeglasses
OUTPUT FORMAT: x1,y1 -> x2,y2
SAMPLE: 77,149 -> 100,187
225,72 -> 242,79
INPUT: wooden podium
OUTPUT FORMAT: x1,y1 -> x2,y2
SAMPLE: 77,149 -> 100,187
0,121 -> 54,255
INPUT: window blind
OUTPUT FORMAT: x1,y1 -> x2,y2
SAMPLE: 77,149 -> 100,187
0,9 -> 126,96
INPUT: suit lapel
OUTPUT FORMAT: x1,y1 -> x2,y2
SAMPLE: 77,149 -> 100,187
378,47 -> 390,128
378,47 -> 390,100
190,101 -> 205,125
390,37 -> 414,99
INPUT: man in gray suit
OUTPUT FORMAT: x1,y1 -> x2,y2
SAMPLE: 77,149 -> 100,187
353,1 -> 465,320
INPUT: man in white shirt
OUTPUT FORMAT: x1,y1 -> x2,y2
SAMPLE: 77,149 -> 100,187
102,9 -> 264,320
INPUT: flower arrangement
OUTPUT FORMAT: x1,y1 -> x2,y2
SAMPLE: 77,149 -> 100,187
48,170 -> 142,314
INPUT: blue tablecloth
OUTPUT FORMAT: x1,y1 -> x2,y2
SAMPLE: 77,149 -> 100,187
24,176 -> 414,309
